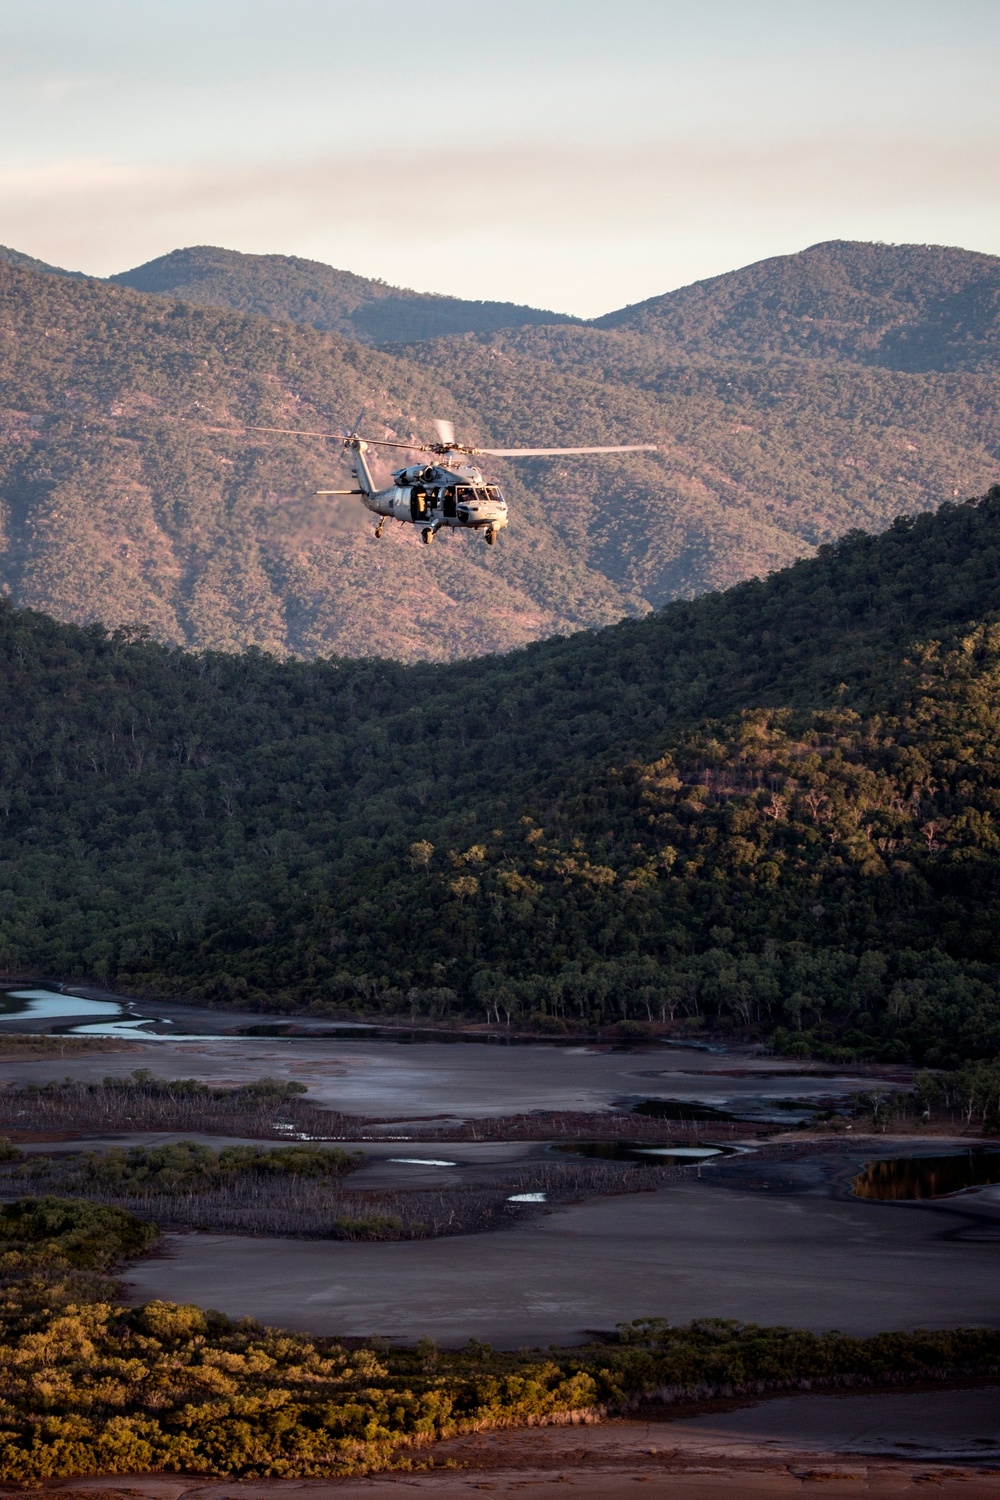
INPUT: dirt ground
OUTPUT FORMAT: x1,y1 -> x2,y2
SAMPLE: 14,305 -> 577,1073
17,1466 -> 1000,1498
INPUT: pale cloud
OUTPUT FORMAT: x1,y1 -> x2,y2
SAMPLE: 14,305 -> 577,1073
2,136 -> 998,315
1,2 -> 998,312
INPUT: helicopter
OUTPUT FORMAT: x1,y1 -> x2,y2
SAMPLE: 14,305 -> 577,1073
248,417 -> 657,544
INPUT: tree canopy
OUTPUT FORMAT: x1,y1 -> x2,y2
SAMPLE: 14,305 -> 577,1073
2,489 -> 1000,1061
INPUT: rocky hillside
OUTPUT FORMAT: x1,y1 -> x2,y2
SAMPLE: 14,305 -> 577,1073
0,261 -> 636,660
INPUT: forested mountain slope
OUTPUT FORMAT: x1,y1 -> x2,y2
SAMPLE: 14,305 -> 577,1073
108,241 -> 1000,373
596,241 -> 1000,372
1,259 -> 997,658
0,245 -> 83,280
110,246 -> 577,344
3,490 -> 1000,1064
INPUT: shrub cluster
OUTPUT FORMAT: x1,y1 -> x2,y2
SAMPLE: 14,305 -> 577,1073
0,1141 -> 679,1240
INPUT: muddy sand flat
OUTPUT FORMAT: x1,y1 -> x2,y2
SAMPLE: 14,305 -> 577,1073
0,1033 -> 878,1120
125,1178 -> 1000,1345
21,1467 -> 1000,1498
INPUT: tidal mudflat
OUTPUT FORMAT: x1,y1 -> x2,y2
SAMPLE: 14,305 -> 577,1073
4,986 -> 997,1354
125,1174 -> 1000,1346
0,987 -> 885,1122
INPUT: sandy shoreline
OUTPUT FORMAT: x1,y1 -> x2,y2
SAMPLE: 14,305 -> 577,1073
13,1410 -> 1000,1498
11,1390 -> 1000,1496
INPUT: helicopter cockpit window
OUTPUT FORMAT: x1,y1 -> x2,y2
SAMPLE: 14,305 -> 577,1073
487,486 -> 505,503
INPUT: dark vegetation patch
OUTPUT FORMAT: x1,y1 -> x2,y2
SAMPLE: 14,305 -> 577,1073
386,1111 -> 778,1141
0,1072 -> 353,1138
0,1195 -> 157,1269
0,1197 -> 999,1481
5,1138 -> 361,1191
0,1032 -> 138,1058
0,1137 -> 682,1239
0,1073 -> 783,1143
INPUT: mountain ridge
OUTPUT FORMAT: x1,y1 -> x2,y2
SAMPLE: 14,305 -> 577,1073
596,239 -> 1000,372
114,245 -> 582,344
10,238 -> 1000,370
0,244 -> 85,280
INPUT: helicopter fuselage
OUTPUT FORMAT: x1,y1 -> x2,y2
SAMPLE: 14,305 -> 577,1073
360,452 -> 508,543
302,424 -> 656,548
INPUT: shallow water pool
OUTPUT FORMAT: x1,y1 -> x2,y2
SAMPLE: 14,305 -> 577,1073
551,1139 -> 741,1165
852,1148 -> 1000,1200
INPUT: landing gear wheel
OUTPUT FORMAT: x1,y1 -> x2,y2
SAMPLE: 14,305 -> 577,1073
374,520 -> 385,539
421,527 -> 434,545
485,529 -> 496,545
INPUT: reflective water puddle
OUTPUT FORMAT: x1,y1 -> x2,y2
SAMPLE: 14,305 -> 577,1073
853,1149 -> 1000,1200
551,1139 -> 743,1165
0,989 -> 122,1023
1,988 -> 232,1042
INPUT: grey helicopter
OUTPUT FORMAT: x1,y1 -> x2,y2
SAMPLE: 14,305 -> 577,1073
249,417 -> 657,545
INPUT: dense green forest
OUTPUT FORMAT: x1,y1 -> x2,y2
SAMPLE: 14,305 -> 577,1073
3,491 -> 1000,1063
1,1197 -> 997,1480
0,245 -> 998,660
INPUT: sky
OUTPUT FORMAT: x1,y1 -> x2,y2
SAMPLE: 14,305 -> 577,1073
1,0 -> 999,316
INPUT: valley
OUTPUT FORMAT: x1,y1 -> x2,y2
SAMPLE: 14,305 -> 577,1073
0,990 -> 997,1489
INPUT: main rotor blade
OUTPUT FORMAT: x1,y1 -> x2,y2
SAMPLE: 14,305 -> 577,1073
433,418 -> 456,446
231,425 -> 656,459
479,443 -> 659,457
243,424 -> 431,451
